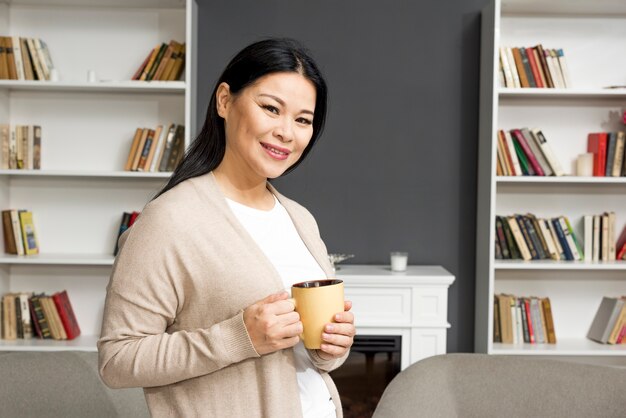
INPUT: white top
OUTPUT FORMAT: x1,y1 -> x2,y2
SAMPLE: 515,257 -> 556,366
226,194 -> 337,418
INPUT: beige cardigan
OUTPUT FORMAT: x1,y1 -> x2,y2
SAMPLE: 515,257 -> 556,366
98,172 -> 347,417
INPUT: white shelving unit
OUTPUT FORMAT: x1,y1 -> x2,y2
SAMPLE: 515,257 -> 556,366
0,0 -> 198,351
475,0 -> 626,363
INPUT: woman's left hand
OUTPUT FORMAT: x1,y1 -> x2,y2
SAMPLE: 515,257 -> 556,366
317,300 -> 355,360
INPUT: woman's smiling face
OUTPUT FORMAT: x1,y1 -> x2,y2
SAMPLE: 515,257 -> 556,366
216,71 -> 317,180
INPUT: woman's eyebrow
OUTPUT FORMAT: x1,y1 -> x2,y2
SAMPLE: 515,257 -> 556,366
259,93 -> 314,115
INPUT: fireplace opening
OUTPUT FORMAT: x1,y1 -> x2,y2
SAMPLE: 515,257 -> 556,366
330,335 -> 402,418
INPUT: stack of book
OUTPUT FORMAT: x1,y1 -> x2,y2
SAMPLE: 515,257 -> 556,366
1,210 -> 38,255
1,290 -> 80,341
582,212 -> 621,262
587,296 -> 626,345
113,211 -> 140,256
496,128 -> 564,176
132,40 -> 185,81
495,214 -> 584,261
0,124 -> 42,170
0,36 -> 55,81
494,294 -> 556,344
124,124 -> 184,172
587,132 -> 626,177
499,45 -> 570,89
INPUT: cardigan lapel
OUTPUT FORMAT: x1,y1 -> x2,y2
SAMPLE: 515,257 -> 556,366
196,172 -> 333,281
266,182 -> 334,279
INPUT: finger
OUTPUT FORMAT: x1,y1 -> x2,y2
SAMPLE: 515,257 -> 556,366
332,311 -> 354,324
258,291 -> 289,305
322,332 -> 353,348
325,323 -> 356,337
268,299 -> 298,315
277,311 -> 301,326
277,321 -> 303,339
319,342 -> 348,357
344,300 -> 352,311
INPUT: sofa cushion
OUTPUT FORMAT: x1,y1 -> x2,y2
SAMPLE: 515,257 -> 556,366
0,351 -> 148,418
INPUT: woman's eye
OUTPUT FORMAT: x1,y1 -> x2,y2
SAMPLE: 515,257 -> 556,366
297,117 -> 312,125
263,105 -> 279,114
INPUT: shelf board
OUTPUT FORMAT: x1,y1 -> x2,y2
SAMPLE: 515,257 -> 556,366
496,176 -> 626,185
499,88 -> 626,99
0,253 -> 114,266
0,334 -> 98,352
502,0 -> 626,16
494,260 -> 626,270
6,0 -> 185,8
492,338 -> 626,356
0,80 -> 185,94
0,169 -> 172,179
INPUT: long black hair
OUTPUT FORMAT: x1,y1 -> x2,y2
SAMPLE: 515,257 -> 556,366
153,38 -> 328,200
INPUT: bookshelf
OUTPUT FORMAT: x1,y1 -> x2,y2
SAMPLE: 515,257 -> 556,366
0,0 -> 198,350
475,0 -> 626,363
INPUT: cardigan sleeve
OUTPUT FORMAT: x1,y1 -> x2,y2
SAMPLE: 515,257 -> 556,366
97,202 -> 260,389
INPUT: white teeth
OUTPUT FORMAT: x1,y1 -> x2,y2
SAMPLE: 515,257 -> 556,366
264,144 -> 287,155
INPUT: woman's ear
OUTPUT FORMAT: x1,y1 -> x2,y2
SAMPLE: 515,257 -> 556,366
216,82 -> 231,119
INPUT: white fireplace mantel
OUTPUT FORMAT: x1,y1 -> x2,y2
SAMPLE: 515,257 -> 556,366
336,265 -> 455,370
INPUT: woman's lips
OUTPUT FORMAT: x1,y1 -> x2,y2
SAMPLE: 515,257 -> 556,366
260,142 -> 290,161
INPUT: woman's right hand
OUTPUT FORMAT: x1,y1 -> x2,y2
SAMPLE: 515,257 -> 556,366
243,291 -> 302,355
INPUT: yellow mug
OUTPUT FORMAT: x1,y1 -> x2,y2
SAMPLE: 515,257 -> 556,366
291,279 -> 344,349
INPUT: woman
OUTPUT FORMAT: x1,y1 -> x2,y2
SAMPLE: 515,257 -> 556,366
98,38 -> 355,418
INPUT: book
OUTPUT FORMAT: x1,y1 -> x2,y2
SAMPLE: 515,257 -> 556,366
503,130 -> 522,176
132,48 -> 154,80
519,48 -> 536,87
33,125 -> 41,169
137,129 -> 156,171
10,210 -> 24,256
612,131 -> 625,177
19,37 -> 35,81
143,125 -> 163,171
541,298 -> 556,344
52,290 -> 81,340
165,125 -> 185,171
3,293 -> 17,339
522,128 -> 552,176
499,48 -> 514,88
607,304 -> 626,344
2,210 -> 17,254
18,211 -> 39,255
18,292 -> 32,339
131,128 -> 150,171
535,44 -> 553,88
146,43 -> 168,81
150,124 -> 169,172
587,297 -> 625,344
512,129 -> 544,175
556,49 -> 571,88
493,296 -> 501,343
29,294 -> 52,339
587,133 -> 607,177
505,47 -> 521,88
114,212 -> 132,256
531,129 -> 564,176
506,216 -> 531,260
1,124 -> 9,169
605,132 -> 617,177
124,128 -> 144,171
158,124 -> 177,172
525,47 -> 543,88
140,44 -> 161,81
583,215 -> 593,262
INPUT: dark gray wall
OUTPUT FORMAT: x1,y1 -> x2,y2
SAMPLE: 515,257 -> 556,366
196,0 -> 490,353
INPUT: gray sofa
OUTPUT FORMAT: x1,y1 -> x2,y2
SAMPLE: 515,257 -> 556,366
0,351 -> 148,418
373,353 -> 626,418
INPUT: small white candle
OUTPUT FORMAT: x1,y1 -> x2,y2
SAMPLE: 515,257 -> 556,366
576,153 -> 594,176
390,252 -> 408,272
